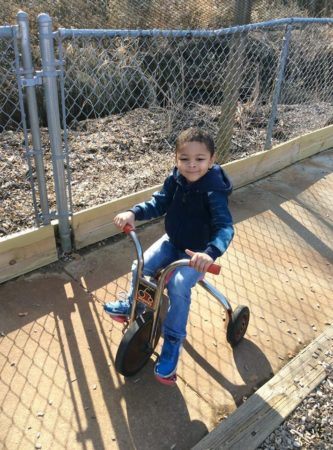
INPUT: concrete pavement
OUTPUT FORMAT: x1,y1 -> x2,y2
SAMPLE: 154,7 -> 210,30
0,150 -> 332,450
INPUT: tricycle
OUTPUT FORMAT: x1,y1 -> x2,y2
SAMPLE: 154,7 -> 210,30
111,225 -> 250,384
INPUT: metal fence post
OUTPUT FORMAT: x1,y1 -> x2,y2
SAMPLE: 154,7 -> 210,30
38,13 -> 72,253
17,11 -> 51,225
264,24 -> 292,150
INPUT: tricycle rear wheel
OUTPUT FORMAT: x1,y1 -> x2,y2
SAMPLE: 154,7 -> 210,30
226,305 -> 250,347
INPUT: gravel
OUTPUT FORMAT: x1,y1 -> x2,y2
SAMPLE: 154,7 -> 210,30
257,351 -> 333,450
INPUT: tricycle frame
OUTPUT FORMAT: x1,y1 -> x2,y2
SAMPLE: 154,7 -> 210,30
126,227 -> 233,348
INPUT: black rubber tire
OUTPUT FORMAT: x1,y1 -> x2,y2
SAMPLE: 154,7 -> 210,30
226,305 -> 250,347
115,313 -> 161,377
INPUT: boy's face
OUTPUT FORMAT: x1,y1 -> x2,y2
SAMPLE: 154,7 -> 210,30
176,141 -> 215,183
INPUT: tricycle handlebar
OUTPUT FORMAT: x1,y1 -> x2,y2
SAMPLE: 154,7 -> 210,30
201,262 -> 221,275
123,223 -> 135,234
122,223 -> 221,275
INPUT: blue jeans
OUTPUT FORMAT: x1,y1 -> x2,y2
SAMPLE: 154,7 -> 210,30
129,234 -> 204,340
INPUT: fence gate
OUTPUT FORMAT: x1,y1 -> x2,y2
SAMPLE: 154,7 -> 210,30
0,19 -> 46,232
0,12 -> 72,253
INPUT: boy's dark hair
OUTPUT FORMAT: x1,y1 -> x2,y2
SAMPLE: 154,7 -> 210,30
175,128 -> 215,156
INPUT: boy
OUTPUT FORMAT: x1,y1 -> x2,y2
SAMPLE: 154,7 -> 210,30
104,128 -> 234,382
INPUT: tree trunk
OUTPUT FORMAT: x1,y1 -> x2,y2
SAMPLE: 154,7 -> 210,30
216,0 -> 253,163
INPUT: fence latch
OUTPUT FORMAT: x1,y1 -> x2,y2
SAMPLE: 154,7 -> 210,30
20,67 -> 63,87
20,69 -> 43,87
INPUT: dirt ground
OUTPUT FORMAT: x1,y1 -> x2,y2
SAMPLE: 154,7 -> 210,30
0,149 -> 332,450
1,102 -> 332,237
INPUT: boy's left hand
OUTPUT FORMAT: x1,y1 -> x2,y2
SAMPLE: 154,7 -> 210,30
185,249 -> 214,273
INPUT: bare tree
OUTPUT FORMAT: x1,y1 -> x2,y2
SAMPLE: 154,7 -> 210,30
216,0 -> 253,163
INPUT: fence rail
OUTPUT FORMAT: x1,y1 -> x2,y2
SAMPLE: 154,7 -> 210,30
56,17 -> 333,38
1,13 -> 333,253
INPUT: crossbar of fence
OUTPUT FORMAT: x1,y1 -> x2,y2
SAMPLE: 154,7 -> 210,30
56,17 -> 333,39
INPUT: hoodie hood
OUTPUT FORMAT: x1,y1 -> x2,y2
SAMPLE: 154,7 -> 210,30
172,164 -> 233,195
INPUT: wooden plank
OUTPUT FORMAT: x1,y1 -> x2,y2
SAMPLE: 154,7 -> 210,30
72,185 -> 160,249
72,125 -> 333,250
2,125 -> 331,281
224,124 -> 333,189
0,225 -> 58,284
298,125 -> 333,159
192,324 -> 333,450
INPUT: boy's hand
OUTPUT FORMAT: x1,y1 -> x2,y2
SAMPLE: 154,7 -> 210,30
114,211 -> 135,230
185,249 -> 214,273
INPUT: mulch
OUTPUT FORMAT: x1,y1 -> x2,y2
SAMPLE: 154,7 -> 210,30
0,102 -> 332,237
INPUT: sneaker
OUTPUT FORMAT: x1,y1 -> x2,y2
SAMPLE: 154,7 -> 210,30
154,335 -> 183,379
104,299 -> 131,318
103,299 -> 146,319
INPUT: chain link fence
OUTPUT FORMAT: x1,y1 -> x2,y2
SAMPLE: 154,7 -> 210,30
0,27 -> 20,132
1,12 -> 333,251
284,24 -> 333,103
56,20 -> 333,144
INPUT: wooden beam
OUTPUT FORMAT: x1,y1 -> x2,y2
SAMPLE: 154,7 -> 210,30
192,324 -> 333,450
72,185 -> 159,249
2,124 -> 332,283
72,125 -> 333,250
0,225 -> 58,284
224,124 -> 333,189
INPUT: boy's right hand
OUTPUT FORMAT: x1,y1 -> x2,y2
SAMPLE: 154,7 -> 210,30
113,211 -> 135,230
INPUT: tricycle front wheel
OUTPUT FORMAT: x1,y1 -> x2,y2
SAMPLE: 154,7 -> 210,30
115,312 -> 161,377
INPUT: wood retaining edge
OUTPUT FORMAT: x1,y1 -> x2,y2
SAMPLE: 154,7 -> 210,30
223,124 -> 333,189
72,125 -> 333,249
72,185 -> 158,249
0,225 -> 58,284
1,124 -> 332,283
192,324 -> 333,450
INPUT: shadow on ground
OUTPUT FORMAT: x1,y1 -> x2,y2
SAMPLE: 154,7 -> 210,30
0,150 -> 332,449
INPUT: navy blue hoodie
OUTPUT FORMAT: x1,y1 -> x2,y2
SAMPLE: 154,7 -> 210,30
130,164 -> 234,260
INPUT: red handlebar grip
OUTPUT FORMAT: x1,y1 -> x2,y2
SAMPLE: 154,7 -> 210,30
207,263 -> 221,275
123,224 -> 134,234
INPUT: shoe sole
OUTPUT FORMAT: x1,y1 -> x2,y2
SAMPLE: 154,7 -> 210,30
153,342 -> 182,382
155,373 -> 177,386
104,308 -> 129,318
105,310 -> 145,323
109,315 -> 128,323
